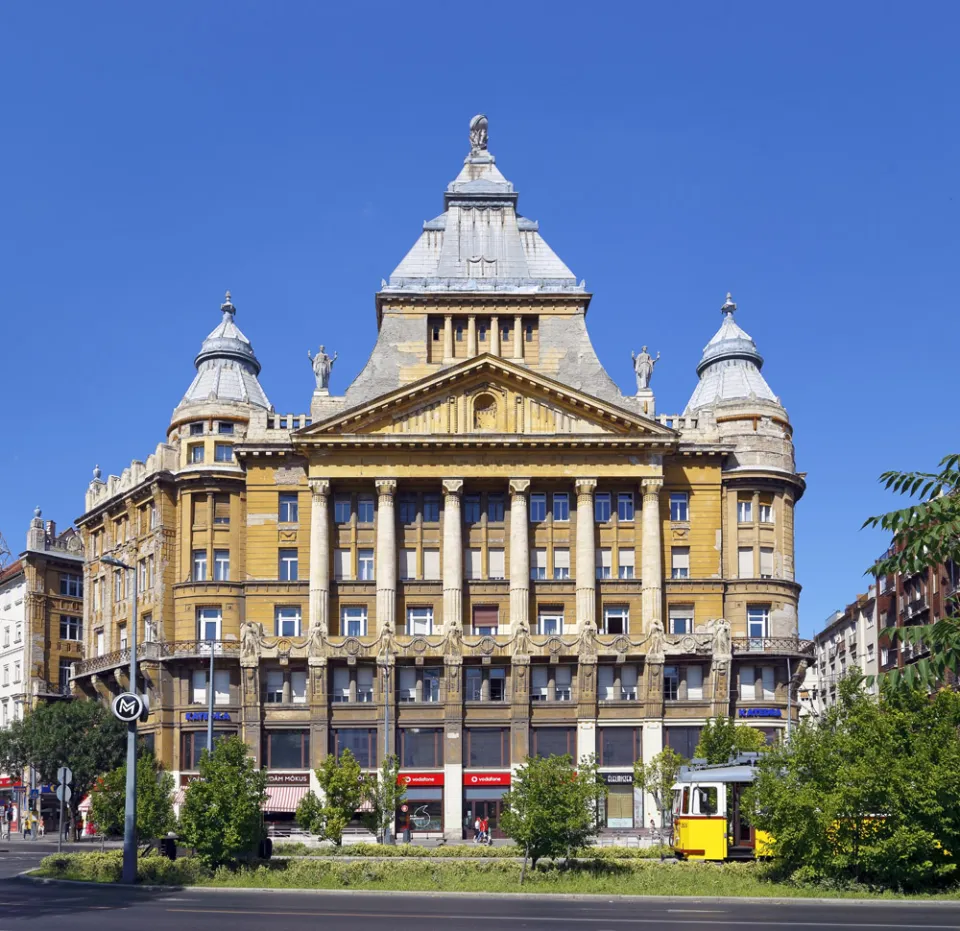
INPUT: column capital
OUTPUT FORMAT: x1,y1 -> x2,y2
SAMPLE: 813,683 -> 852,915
442,478 -> 464,496
509,478 -> 531,495
308,478 -> 330,499
641,477 -> 664,496
375,479 -> 397,497
575,478 -> 598,496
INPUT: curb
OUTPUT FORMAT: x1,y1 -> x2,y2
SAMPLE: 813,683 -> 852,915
17,871 -> 960,907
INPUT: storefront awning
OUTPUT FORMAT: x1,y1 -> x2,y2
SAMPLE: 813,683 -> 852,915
263,785 -> 308,813
78,794 -> 92,813
172,790 -> 186,807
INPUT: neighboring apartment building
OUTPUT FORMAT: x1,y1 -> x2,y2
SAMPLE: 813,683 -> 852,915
72,118 -> 808,839
0,560 -> 26,729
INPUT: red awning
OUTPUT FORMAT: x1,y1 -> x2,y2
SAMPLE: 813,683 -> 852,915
263,785 -> 308,813
78,794 -> 92,813
172,790 -> 186,807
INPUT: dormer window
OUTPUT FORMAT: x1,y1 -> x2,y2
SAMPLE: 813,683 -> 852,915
189,422 -> 204,436
217,422 -> 234,435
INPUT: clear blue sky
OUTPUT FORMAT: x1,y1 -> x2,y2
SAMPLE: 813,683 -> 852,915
2,2 -> 957,636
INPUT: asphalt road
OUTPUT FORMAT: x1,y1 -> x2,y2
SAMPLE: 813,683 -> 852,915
1,849 -> 960,931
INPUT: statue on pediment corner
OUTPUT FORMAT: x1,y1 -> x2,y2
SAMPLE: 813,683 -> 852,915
631,346 -> 660,392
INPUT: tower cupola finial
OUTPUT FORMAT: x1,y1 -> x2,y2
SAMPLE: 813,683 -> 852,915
721,292 -> 737,315
221,290 -> 235,315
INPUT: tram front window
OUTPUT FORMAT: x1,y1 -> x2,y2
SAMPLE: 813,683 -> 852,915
695,786 -> 718,816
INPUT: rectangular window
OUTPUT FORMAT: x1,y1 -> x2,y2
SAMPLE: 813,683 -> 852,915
598,664 -> 639,701
747,606 -> 769,641
739,666 -> 756,701
553,493 -> 569,522
331,728 -> 377,768
358,549 -> 375,581
487,494 -> 505,522
150,502 -> 159,528
529,493 -> 547,523
554,665 -> 572,701
279,493 -> 299,523
464,727 -> 510,768
275,606 -> 302,637
759,501 -> 774,524
594,493 -> 611,522
738,547 -> 753,579
191,668 -> 207,705
332,666 -> 351,703
357,666 -> 374,703
599,727 -> 641,767
738,497 -> 753,523
686,665 -> 704,700
59,615 -> 83,641
197,607 -> 222,641
663,665 -> 680,701
537,607 -> 564,636
399,496 -> 417,525
189,444 -> 204,464
96,629 -> 104,655
530,548 -> 547,580
357,495 -> 374,524
423,495 -> 440,523
617,493 -> 635,522
181,730 -> 235,769
423,549 -> 441,580
670,492 -> 688,522
118,625 -> 127,651
762,665 -> 776,700
189,422 -> 204,436
213,494 -> 230,524
618,549 -> 635,579
472,605 -> 499,636
59,659 -> 73,691
215,669 -> 230,704
400,727 -> 442,768
213,549 -> 230,581
603,605 -> 629,635
341,606 -> 367,637
114,569 -> 125,601
463,495 -> 481,524
530,727 -> 576,758
334,548 -> 352,581
217,421 -> 234,435
279,548 -> 299,581
553,548 -> 570,580
668,605 -> 693,636
760,547 -> 774,579
192,550 -> 207,582
264,730 -> 310,769
399,548 -> 416,581
214,443 -> 233,462
60,572 -> 83,597
671,547 -> 690,579
334,496 -> 351,524
407,607 -> 434,636
266,670 -> 285,704
399,666 -> 441,703
138,558 -> 147,592
488,548 -> 505,580
465,548 -> 483,580
664,726 -> 701,760
596,547 -> 612,580
531,665 -> 549,701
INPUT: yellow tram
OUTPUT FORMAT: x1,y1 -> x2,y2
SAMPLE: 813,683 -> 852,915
671,758 -> 773,861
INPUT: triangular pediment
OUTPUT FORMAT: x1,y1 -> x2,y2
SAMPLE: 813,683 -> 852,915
299,355 -> 676,440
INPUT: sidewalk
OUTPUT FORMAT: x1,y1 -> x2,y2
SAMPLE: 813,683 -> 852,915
0,834 -> 122,851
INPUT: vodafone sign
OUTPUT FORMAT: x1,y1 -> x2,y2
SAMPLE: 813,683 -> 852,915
397,772 -> 444,787
463,772 -> 511,787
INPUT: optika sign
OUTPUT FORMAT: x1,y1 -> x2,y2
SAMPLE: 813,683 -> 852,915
184,711 -> 231,722
463,773 -> 511,786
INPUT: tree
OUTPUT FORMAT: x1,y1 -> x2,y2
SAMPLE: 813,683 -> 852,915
745,676 -> 960,890
89,750 -> 175,840
295,748 -> 364,846
634,746 -> 684,830
501,754 -> 606,883
360,754 -> 405,843
178,735 -> 266,867
0,700 -> 125,839
694,716 -> 768,764
863,453 -> 960,690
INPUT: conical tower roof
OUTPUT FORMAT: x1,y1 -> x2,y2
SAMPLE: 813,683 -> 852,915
176,292 -> 271,411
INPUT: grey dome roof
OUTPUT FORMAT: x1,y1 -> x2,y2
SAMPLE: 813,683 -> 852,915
176,292 -> 271,411
684,294 -> 779,414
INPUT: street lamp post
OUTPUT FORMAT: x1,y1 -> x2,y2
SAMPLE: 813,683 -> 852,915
102,555 -> 138,884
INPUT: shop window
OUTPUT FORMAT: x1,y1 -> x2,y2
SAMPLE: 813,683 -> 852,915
264,730 -> 310,769
399,727 -> 443,768
599,727 -> 641,766
330,728 -> 378,768
397,788 -> 443,833
605,781 -> 635,829
464,727 -> 510,768
530,727 -> 576,759
181,730 -> 234,769
663,726 -> 701,760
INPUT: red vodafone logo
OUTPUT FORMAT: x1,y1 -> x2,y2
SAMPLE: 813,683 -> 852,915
463,772 -> 511,786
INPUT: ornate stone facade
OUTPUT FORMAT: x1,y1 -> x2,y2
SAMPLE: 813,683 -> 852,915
73,120 -> 808,837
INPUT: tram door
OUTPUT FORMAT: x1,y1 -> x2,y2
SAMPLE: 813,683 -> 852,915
729,783 -> 755,849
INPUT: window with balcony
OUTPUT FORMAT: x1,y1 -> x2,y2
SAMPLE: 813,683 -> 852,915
279,548 -> 299,581
530,548 -> 547,580
192,551 -> 207,582
423,549 -> 441,580
530,493 -> 547,523
596,548 -> 612,580
553,548 -> 570,580
341,606 -> 367,637
670,492 -> 688,522
60,615 -> 83,641
399,495 -> 417,524
617,492 -> 635,522
275,606 -> 302,637
143,613 -> 156,642
487,548 -> 505,580
400,727 -> 443,768
358,549 -> 375,581
603,605 -> 629,635
279,493 -> 299,523
330,728 -> 377,768
536,607 -> 563,636
487,494 -> 505,522
671,547 -> 690,579
399,666 -> 441,703
334,496 -> 351,524
357,495 -> 375,523
472,605 -> 499,636
737,497 -> 753,523
738,547 -> 753,579
463,495 -> 481,524
553,493 -> 569,522
464,727 -> 510,767
466,666 -> 507,702
214,549 -> 230,581
594,493 -> 611,522
423,495 -> 440,523
407,607 -> 434,636
530,727 -> 576,758
599,664 -> 638,701
668,605 -> 693,635
618,549 -> 635,579
466,548 -> 482,580
599,727 -> 642,766
264,729 -> 310,769
197,607 -> 221,641
747,606 -> 770,642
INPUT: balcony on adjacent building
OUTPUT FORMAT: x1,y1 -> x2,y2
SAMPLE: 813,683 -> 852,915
731,637 -> 813,658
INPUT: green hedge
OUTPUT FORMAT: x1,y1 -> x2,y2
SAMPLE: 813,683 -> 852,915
271,841 -> 673,859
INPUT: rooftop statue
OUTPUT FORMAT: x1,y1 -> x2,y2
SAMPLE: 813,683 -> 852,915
469,114 -> 488,155
631,345 -> 660,392
308,345 -> 337,390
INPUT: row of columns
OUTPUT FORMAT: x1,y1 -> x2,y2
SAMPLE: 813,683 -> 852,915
308,476 -> 664,636
442,314 -> 526,364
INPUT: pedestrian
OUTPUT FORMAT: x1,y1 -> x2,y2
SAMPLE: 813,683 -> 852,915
479,816 -> 490,845
38,816 -> 45,838
473,816 -> 481,842
1,807 -> 10,840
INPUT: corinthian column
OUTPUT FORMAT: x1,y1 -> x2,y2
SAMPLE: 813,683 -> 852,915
509,479 -> 531,633
641,477 -> 664,628
308,479 -> 331,635
375,480 -> 398,634
442,479 -> 464,634
575,479 -> 598,633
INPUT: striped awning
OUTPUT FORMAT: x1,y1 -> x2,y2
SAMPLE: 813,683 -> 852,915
78,794 -> 92,813
263,785 -> 308,813
172,790 -> 186,807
